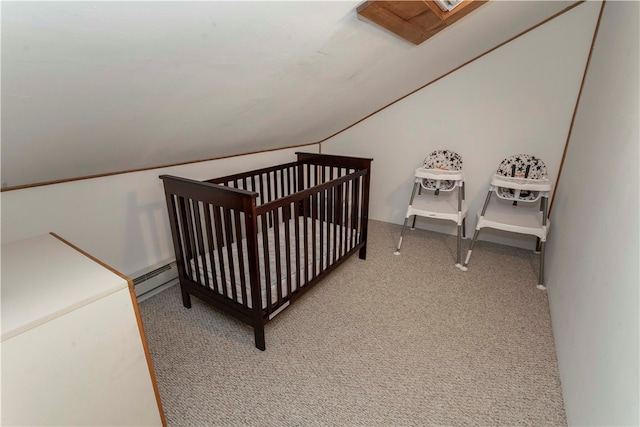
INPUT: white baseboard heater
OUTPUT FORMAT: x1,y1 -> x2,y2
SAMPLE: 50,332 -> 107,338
132,258 -> 179,302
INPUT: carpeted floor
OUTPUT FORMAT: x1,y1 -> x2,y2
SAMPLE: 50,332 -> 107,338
139,220 -> 566,426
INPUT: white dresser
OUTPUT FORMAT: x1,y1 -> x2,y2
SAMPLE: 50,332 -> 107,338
1,233 -> 165,426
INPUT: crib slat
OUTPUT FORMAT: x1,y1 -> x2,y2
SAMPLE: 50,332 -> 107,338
326,187 -> 331,268
212,205 -> 228,296
260,214 -> 272,315
342,181 -> 347,256
336,184 -> 342,260
234,210 -> 249,307
204,204 -> 220,293
167,195 -> 187,276
295,164 -> 300,194
347,179 -> 354,251
251,175 -> 257,203
223,208 -> 237,302
311,192 -> 318,280
283,205 -> 292,299
266,173 -> 274,227
343,181 -> 350,254
176,197 -> 193,270
337,183 -> 344,258
273,170 -> 278,199
349,180 -> 354,250
353,177 -> 361,245
328,187 -> 335,266
342,181 -> 347,255
258,173 -> 265,208
293,202 -> 301,291
319,188 -> 325,272
192,201 -> 211,290
330,185 -> 335,265
327,178 -> 334,225
266,171 -> 272,203
337,184 -> 344,258
272,208 -> 283,305
286,166 -> 292,198
182,199 -> 202,284
302,196 -> 309,283
280,169 -> 285,201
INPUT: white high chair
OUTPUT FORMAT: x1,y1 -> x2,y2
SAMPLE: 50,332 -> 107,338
461,154 -> 552,289
394,150 -> 467,269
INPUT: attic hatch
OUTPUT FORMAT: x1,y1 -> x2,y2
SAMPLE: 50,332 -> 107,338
357,0 -> 487,45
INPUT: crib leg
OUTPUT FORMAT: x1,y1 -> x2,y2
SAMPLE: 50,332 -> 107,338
181,287 -> 192,309
254,324 -> 266,351
359,245 -> 367,260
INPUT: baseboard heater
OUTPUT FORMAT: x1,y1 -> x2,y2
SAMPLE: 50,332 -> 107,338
132,258 -> 179,302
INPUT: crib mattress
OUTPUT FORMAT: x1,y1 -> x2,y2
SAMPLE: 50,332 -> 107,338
190,217 -> 357,310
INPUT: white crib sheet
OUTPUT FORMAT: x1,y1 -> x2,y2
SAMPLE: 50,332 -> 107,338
189,217 -> 358,309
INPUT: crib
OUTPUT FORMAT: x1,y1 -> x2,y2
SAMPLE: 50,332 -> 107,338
160,152 -> 373,350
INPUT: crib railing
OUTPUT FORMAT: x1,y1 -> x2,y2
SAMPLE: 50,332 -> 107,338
159,175 -> 263,325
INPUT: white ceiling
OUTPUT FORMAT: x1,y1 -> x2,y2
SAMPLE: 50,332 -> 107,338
1,1 -> 576,188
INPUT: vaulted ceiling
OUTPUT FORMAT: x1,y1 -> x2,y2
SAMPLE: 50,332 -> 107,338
1,1 -> 576,188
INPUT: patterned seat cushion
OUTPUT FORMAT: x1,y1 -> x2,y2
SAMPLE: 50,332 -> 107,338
421,150 -> 463,191
495,154 -> 548,200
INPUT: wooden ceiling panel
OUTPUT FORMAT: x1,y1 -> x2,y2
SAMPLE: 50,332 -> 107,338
409,10 -> 447,34
384,1 -> 431,20
357,0 -> 488,45
358,2 -> 429,45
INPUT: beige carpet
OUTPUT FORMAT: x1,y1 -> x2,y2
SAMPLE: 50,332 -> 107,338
139,220 -> 566,426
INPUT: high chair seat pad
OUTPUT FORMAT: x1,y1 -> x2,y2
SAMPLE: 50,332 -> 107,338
421,150 -> 463,191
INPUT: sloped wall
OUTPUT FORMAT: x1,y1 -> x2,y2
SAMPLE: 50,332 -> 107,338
545,2 -> 639,424
0,1 -> 576,188
0,146 -> 316,276
322,1 -> 601,250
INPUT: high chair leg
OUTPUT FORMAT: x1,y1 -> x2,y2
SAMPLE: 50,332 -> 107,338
461,229 -> 481,270
394,216 -> 411,255
395,182 -> 420,254
411,186 -> 421,230
460,190 -> 492,271
537,241 -> 546,290
455,224 -> 464,269
537,196 -> 549,289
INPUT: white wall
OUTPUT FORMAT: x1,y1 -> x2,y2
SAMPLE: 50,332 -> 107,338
0,146 -> 318,276
322,1 -> 601,250
546,1 -> 639,425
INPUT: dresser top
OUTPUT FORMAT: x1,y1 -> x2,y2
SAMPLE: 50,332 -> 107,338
1,233 -> 128,341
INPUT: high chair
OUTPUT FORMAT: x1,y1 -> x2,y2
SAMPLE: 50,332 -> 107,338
461,154 -> 552,289
394,150 -> 467,269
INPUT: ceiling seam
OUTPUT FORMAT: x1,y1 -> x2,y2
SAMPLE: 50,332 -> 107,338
549,1 -> 606,214
0,142 -> 320,192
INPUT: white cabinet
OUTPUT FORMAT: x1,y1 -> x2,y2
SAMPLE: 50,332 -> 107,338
1,233 -> 165,426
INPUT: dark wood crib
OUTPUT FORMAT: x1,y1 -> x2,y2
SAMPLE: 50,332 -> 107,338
160,152 -> 373,350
